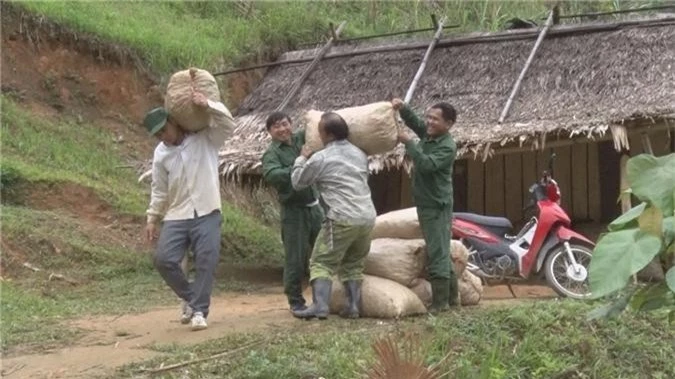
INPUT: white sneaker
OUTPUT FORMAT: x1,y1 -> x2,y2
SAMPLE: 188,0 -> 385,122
190,312 -> 207,331
180,301 -> 193,325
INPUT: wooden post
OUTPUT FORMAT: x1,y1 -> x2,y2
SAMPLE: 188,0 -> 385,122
619,153 -> 638,284
404,16 -> 447,103
329,22 -> 338,41
498,9 -> 555,124
641,133 -> 654,154
275,21 -> 347,112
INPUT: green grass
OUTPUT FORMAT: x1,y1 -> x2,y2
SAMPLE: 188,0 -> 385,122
1,96 -> 148,215
0,205 -> 173,351
14,0 -> 648,76
220,203 -> 283,267
112,300 -> 675,379
0,283 -> 82,352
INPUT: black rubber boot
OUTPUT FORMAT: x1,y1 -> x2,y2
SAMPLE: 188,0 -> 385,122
292,278 -> 332,320
448,273 -> 460,307
339,280 -> 362,319
429,278 -> 451,314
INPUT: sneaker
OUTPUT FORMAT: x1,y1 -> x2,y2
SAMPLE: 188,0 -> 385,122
190,312 -> 208,331
180,301 -> 193,325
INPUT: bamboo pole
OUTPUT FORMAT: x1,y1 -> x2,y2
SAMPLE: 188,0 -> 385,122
142,340 -> 264,374
212,17 -> 674,77
550,4 -> 675,20
275,21 -> 346,112
404,16 -> 447,103
498,10 -> 555,124
640,133 -> 654,154
296,24 -> 460,48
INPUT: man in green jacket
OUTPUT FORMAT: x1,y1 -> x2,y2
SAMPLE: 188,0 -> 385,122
392,98 -> 458,313
262,111 -> 323,312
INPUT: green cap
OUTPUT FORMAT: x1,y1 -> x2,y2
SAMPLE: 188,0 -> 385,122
143,107 -> 168,135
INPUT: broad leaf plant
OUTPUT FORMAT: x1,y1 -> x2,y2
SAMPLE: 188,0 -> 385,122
588,153 -> 675,322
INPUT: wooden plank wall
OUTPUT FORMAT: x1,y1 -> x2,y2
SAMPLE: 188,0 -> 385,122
384,124 -> 673,222
465,144 -> 602,224
462,127 -> 673,224
628,128 -> 672,156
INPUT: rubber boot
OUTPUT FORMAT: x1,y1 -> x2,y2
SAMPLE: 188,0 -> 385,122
448,273 -> 460,307
429,278 -> 451,314
339,280 -> 362,319
292,278 -> 332,320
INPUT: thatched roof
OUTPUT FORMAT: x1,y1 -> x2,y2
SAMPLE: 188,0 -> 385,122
219,16 -> 675,179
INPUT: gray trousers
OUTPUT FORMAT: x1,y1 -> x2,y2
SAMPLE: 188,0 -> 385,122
154,210 -> 222,318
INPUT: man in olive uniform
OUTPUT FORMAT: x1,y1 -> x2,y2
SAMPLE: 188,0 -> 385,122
392,98 -> 458,313
262,112 -> 323,312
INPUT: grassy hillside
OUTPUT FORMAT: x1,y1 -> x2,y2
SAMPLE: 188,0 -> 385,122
1,97 -> 148,214
15,0 -> 646,76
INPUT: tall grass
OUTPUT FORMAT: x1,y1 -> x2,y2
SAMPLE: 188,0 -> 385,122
15,0 -> 660,76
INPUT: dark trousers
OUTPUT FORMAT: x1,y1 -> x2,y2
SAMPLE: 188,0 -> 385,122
154,211 -> 222,318
417,205 -> 458,295
281,204 -> 323,307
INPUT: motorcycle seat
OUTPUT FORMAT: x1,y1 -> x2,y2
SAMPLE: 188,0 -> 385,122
454,213 -> 513,230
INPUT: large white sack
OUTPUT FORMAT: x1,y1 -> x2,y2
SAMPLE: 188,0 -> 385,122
459,271 -> 483,306
451,240 -> 469,276
364,238 -> 426,287
303,101 -> 398,156
408,278 -> 432,308
165,67 -> 222,132
370,207 -> 422,240
329,275 -> 427,319
372,207 -> 468,274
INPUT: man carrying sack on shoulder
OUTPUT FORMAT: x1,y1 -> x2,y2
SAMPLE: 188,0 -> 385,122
142,89 -> 235,331
262,111 -> 323,313
392,98 -> 459,313
290,112 -> 377,320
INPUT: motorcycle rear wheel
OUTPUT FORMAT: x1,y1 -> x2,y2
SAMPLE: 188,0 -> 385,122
544,243 -> 593,300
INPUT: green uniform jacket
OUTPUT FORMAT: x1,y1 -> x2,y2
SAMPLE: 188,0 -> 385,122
262,129 -> 318,207
400,104 -> 457,209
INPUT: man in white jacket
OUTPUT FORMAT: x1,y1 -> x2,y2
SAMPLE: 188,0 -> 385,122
142,90 -> 234,330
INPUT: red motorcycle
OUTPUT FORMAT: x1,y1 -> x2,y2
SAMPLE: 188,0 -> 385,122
452,154 -> 594,299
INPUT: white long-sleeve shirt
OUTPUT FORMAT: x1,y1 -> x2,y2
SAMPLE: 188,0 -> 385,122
146,100 -> 235,224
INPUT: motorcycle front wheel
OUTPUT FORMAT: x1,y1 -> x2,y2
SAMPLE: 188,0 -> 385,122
544,243 -> 593,300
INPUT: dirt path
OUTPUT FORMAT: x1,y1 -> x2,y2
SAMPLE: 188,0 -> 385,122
1,288 -> 295,378
0,284 -> 556,379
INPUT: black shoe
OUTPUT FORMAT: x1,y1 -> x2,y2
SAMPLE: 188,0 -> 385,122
292,278 -> 332,320
339,280 -> 362,319
290,303 -> 308,312
448,274 -> 460,307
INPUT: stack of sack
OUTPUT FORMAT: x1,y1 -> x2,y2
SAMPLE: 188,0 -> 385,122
329,207 -> 484,319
